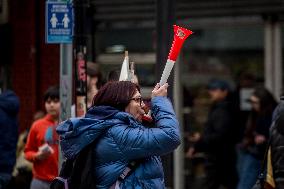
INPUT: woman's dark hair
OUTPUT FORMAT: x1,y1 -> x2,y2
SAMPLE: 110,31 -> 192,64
244,87 -> 277,144
92,81 -> 140,110
43,85 -> 59,102
252,86 -> 277,116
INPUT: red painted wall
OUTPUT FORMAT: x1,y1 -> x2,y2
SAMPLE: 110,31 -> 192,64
10,0 -> 60,132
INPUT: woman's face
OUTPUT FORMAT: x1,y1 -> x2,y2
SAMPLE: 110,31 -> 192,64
125,90 -> 145,122
250,95 -> 261,112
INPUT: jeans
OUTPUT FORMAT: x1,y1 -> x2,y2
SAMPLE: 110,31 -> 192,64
236,146 -> 245,178
237,153 -> 261,189
30,178 -> 51,189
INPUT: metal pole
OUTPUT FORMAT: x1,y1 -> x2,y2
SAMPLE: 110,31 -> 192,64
173,55 -> 184,189
264,16 -> 282,99
264,18 -> 274,94
273,21 -> 282,99
60,44 -> 73,122
59,43 -> 73,168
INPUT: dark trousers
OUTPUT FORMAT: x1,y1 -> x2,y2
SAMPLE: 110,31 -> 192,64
203,160 -> 238,189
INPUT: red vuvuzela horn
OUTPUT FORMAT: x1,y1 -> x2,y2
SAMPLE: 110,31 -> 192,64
159,25 -> 193,85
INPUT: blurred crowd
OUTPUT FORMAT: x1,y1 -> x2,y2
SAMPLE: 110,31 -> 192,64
0,64 -> 284,189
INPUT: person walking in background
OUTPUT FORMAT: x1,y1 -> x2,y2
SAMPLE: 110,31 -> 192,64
8,110 -> 44,189
56,81 -> 181,188
71,62 -> 103,117
16,111 -> 45,163
237,87 -> 277,189
186,79 -> 238,189
24,86 -> 60,189
86,62 -> 103,109
0,89 -> 20,189
107,69 -> 120,82
231,72 -> 257,180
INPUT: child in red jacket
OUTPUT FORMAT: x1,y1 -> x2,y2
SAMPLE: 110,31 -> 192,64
24,86 -> 60,189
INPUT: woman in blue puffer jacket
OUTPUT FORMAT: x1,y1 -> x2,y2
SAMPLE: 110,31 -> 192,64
56,81 -> 180,189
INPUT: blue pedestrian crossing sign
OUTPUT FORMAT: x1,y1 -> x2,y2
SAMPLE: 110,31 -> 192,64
46,1 -> 73,43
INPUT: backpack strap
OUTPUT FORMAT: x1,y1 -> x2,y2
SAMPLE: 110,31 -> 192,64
118,160 -> 141,181
109,159 -> 143,189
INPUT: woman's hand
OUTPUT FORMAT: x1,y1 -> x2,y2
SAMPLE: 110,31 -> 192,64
188,132 -> 201,142
185,147 -> 195,159
151,83 -> 168,98
254,134 -> 266,145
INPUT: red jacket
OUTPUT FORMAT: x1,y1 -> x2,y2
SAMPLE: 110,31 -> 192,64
24,114 -> 59,182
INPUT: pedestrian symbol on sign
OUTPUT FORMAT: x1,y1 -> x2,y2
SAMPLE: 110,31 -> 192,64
50,13 -> 58,28
62,14 -> 70,28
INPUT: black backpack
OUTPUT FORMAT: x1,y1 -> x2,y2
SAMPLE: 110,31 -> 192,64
50,141 -> 97,189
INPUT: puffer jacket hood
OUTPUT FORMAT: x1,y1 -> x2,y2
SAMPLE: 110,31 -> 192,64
57,106 -> 134,159
0,90 -> 19,116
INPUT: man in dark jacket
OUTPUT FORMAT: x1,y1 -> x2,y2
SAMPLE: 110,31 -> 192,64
270,96 -> 284,188
187,79 -> 238,189
0,90 -> 20,189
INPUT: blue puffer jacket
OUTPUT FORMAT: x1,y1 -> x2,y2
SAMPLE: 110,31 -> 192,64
57,96 -> 180,189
